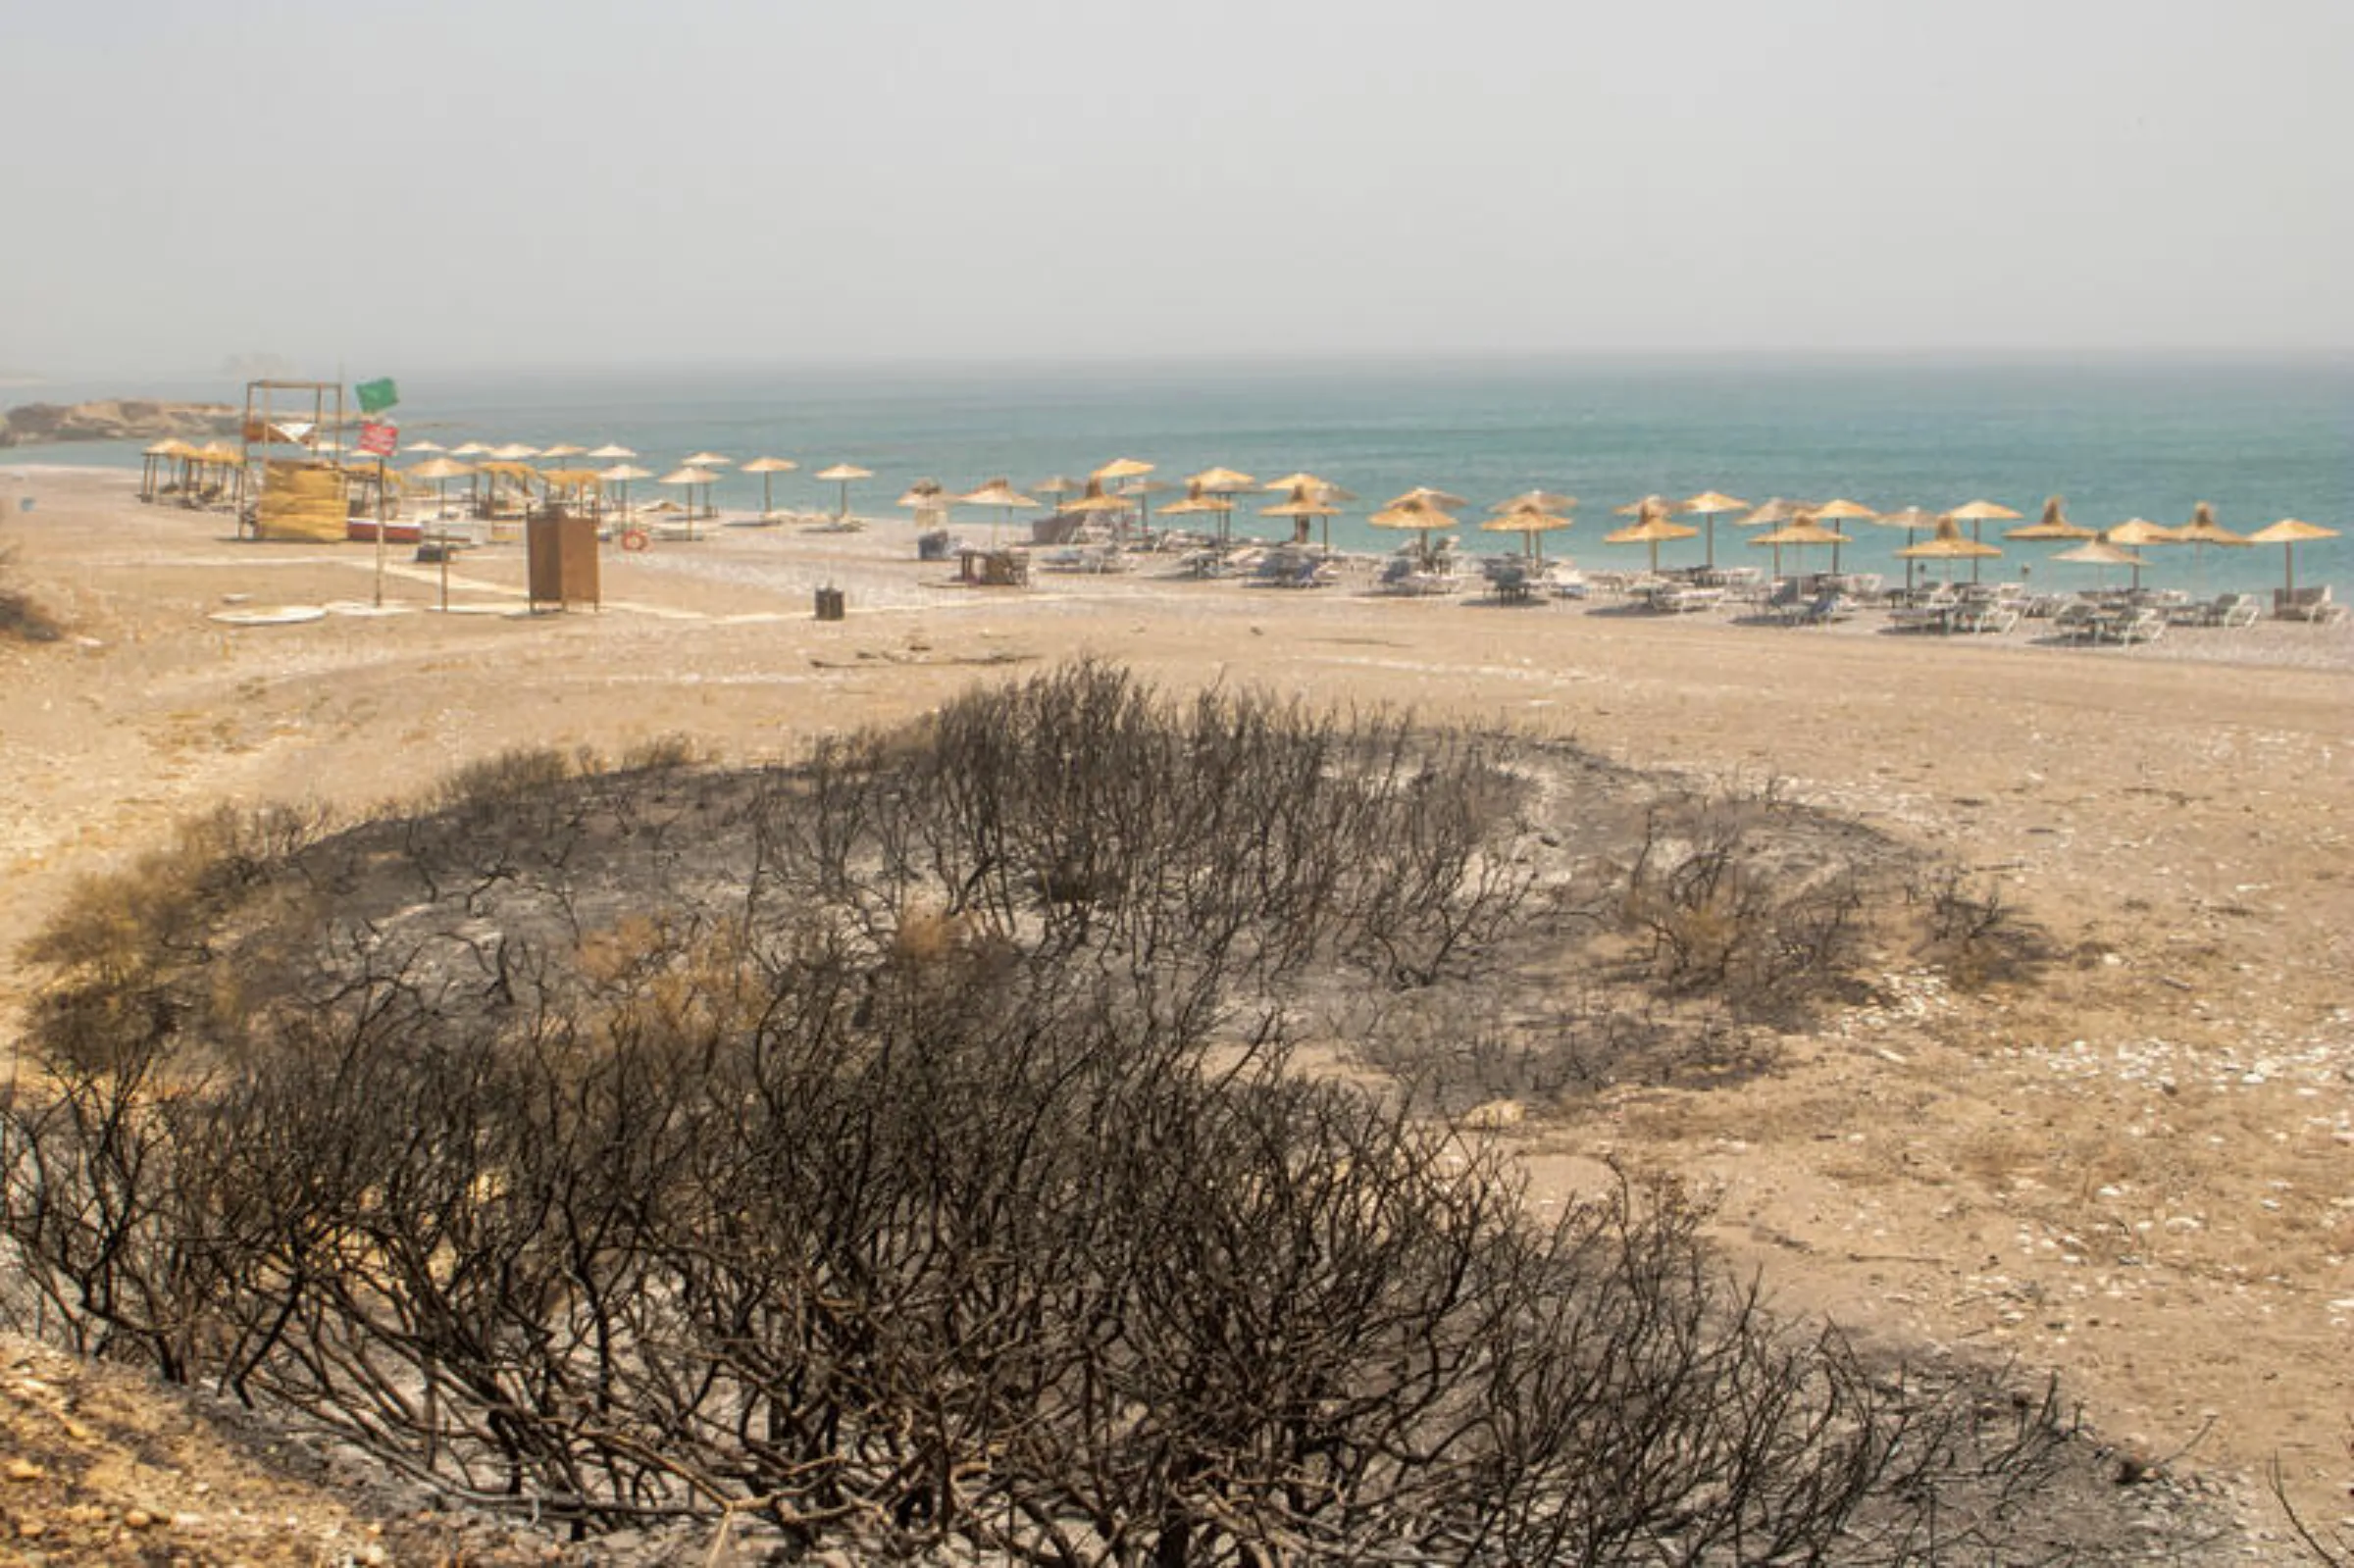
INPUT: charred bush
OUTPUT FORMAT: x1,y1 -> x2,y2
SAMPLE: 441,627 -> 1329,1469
2,662 -> 2089,1562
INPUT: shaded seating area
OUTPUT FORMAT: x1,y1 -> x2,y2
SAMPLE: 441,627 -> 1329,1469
2274,585 -> 2346,623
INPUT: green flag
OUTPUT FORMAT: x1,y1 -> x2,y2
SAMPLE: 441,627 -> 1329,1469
355,378 -> 399,415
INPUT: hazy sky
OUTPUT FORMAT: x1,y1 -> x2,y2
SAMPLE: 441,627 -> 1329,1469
2,0 -> 2348,380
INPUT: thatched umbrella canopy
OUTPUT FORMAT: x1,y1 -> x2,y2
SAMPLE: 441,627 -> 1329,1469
2170,501 -> 2253,592
1188,466 -> 1257,495
1061,480 -> 1136,545
1093,457 -> 1155,484
2054,538 -> 2145,568
2006,496 -> 2093,542
1268,483 -> 1349,552
741,456 -> 799,519
1943,499 -> 2022,583
1675,489 -> 1751,569
407,455 -> 474,516
1479,507 -> 1573,563
2051,536 -> 2148,592
1604,503 -> 1700,574
814,463 -> 874,521
600,463 -> 653,520
1115,478 -> 1175,540
1160,481 -> 1238,543
1490,489 -> 1577,517
956,478 -> 1041,544
684,451 -> 733,469
1871,505 -> 1944,589
658,466 -> 718,536
1367,494 -> 1455,560
1804,499 -> 1877,573
588,443 -> 638,460
1386,485 -> 1470,512
2245,518 -> 2338,597
1900,517 -> 2003,583
1263,471 -> 1334,495
141,438 -> 193,500
1032,475 -> 1085,508
2105,517 -> 2177,548
1750,515 -> 1851,580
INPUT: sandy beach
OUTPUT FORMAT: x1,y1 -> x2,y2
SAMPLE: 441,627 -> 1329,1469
3,468 -> 2351,1541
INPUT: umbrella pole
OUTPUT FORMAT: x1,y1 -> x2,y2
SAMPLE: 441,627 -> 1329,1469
1970,521 -> 1982,584
373,456 -> 387,608
1705,514 -> 1715,570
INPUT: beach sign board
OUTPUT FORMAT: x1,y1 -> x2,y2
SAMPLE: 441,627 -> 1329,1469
357,421 -> 398,457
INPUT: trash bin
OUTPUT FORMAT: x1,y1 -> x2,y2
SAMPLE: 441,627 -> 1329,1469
814,586 -> 845,622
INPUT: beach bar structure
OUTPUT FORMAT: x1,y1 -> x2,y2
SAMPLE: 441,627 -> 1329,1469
240,379 -> 347,541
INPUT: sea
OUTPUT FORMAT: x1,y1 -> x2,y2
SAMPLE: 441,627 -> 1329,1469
7,355 -> 2349,598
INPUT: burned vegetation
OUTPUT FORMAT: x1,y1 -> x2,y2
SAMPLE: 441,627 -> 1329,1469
0,660 -> 2172,1566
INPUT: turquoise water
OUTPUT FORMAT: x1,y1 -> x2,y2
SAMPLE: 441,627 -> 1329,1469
9,356 -> 2349,596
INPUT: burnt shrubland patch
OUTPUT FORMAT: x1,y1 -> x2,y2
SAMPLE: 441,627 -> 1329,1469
4,662 -> 2121,1564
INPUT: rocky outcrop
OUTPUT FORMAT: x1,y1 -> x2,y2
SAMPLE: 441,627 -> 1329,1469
0,399 -> 241,448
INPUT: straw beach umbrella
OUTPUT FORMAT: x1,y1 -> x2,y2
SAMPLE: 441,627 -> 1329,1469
407,455 -> 474,517
1367,494 -> 1456,560
1190,467 -> 1257,495
1943,499 -> 2022,583
1061,479 -> 1136,538
2104,517 -> 2177,551
1750,515 -> 1851,582
2051,536 -> 2146,592
1264,471 -> 1335,496
600,463 -> 652,522
1808,499 -> 1877,574
1870,506 -> 1942,592
814,463 -> 873,523
406,439 -> 446,455
1159,481 -> 1237,543
1270,483 -> 1348,551
741,456 -> 799,521
1093,457 -> 1153,526
1116,479 -> 1174,542
1491,489 -> 1577,518
2245,518 -> 2337,599
957,478 -> 1040,545
658,466 -> 716,537
1032,475 -> 1084,510
1899,517 -> 2003,583
1605,501 -> 1699,575
588,443 -> 638,461
2006,496 -> 2093,542
1387,485 -> 1470,512
1480,504 -> 1573,563
684,451 -> 732,470
1675,490 -> 1750,570
2163,501 -> 2250,595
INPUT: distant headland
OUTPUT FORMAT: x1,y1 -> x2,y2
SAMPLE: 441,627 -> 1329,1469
0,398 -> 240,448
